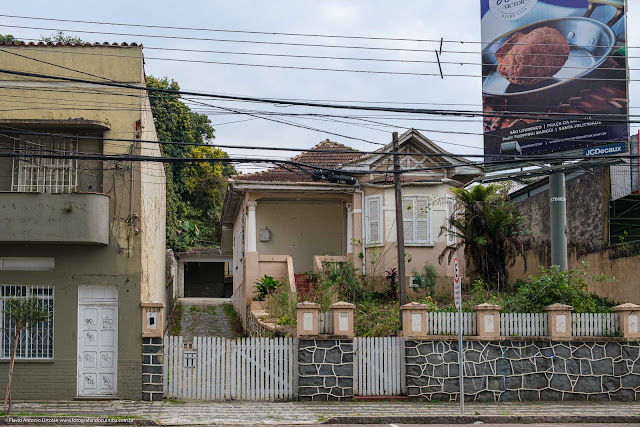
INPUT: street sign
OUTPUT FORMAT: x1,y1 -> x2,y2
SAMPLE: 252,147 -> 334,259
453,257 -> 461,309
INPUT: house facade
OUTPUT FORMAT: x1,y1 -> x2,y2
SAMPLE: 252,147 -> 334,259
0,42 -> 167,400
221,130 -> 480,324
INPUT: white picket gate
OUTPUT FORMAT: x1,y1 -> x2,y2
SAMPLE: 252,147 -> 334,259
354,337 -> 406,396
163,336 -> 298,401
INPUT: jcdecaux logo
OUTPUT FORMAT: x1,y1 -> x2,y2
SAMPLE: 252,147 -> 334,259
583,143 -> 626,157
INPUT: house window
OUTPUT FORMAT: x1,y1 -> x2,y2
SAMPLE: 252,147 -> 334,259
365,195 -> 383,245
0,285 -> 54,359
402,196 -> 432,245
445,195 -> 457,246
11,135 -> 78,193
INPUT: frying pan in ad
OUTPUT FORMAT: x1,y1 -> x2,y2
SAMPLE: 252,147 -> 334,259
481,0 -> 625,109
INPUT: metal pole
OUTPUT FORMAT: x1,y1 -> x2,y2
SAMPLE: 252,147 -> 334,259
393,132 -> 407,327
549,170 -> 568,271
457,305 -> 465,415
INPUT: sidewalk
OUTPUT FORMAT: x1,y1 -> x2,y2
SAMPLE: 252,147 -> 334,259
7,400 -> 640,425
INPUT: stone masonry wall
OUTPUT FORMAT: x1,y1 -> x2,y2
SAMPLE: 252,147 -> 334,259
406,340 -> 640,402
298,339 -> 353,401
142,337 -> 163,401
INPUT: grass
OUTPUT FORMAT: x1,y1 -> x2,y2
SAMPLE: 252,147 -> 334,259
222,303 -> 244,335
168,303 -> 184,336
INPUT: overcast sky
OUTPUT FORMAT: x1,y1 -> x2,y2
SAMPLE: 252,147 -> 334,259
1,1 -> 638,172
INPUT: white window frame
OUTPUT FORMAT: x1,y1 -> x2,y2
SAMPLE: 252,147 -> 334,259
365,195 -> 383,246
402,196 -> 433,246
0,285 -> 54,360
445,195 -> 458,246
11,135 -> 78,193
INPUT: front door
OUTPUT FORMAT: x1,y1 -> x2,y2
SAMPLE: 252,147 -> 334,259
77,286 -> 118,397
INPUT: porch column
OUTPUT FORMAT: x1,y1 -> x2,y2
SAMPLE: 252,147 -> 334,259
246,201 -> 257,252
346,203 -> 353,254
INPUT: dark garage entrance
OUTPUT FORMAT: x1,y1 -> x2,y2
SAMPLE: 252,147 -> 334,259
184,262 -> 227,298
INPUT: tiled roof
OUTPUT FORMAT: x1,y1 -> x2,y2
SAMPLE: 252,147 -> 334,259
0,41 -> 140,47
235,139 -> 363,182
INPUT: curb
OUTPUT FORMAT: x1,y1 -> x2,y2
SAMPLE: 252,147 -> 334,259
0,416 -> 158,425
322,415 -> 640,424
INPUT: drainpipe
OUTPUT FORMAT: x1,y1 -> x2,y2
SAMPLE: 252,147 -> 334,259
356,189 -> 366,275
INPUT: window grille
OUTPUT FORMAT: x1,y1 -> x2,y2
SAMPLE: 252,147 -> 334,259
11,135 -> 78,193
0,285 -> 54,359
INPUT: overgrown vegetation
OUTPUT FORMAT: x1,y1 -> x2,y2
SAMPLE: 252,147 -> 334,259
437,264 -> 616,313
222,303 -> 244,335
440,184 -> 528,291
168,303 -> 184,336
263,283 -> 298,327
312,262 -> 366,310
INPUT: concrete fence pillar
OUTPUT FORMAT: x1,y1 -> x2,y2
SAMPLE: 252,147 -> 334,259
330,301 -> 355,338
400,302 -> 430,338
297,302 -> 321,336
543,303 -> 573,340
612,303 -> 640,339
474,303 -> 501,339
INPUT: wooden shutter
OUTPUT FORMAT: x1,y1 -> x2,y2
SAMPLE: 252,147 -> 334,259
415,197 -> 431,243
402,197 -> 415,243
366,196 -> 381,244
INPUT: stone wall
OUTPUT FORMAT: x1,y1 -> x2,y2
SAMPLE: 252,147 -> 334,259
406,340 -> 640,402
142,337 -> 163,401
298,339 -> 353,401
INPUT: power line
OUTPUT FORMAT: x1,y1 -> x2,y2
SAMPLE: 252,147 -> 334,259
0,15 -> 634,50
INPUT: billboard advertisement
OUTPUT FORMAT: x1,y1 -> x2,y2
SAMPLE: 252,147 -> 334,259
481,0 -> 629,161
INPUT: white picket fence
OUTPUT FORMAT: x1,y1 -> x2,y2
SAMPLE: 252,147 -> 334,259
163,336 -> 297,401
354,337 -> 406,396
572,313 -> 620,337
427,312 -> 477,335
500,313 -> 547,337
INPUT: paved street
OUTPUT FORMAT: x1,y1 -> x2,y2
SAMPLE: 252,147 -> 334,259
7,400 -> 640,425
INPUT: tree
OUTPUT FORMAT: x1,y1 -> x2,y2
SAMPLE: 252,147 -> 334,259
0,35 -> 22,43
40,31 -> 84,44
3,297 -> 50,414
146,76 -> 237,251
439,184 -> 528,291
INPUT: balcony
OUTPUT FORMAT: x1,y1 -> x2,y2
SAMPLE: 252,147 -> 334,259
0,192 -> 110,245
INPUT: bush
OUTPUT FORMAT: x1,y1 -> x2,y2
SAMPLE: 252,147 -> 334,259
255,275 -> 282,301
511,265 -> 615,313
355,298 -> 400,337
411,262 -> 439,297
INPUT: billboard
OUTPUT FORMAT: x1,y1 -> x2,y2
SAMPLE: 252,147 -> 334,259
481,0 -> 629,161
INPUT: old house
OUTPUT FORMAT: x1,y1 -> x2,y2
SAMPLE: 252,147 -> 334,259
221,129 -> 480,324
0,42 -> 167,400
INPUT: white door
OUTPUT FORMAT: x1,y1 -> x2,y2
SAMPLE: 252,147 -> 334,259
77,286 -> 118,397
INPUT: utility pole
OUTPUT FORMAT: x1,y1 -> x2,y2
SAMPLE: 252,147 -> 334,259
393,132 -> 407,326
549,170 -> 568,271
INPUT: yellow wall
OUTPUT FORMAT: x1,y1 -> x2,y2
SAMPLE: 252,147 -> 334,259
256,200 -> 346,272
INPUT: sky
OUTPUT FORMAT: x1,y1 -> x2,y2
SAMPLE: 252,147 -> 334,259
0,0 -> 638,172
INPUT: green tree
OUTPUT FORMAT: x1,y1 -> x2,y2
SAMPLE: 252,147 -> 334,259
40,31 -> 84,44
439,184 -> 528,291
146,76 -> 236,251
0,35 -> 22,43
3,297 -> 50,414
